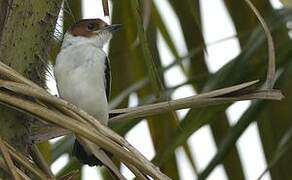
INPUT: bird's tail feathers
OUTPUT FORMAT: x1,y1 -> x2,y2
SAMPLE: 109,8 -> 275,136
72,140 -> 103,166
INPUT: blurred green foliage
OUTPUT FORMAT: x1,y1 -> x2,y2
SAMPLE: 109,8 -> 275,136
47,0 -> 292,179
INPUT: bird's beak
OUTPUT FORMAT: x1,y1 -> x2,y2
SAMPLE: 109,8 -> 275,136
103,24 -> 122,33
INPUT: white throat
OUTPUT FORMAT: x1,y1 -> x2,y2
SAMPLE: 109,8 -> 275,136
61,31 -> 112,50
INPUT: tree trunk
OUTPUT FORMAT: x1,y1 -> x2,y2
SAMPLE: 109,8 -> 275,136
0,0 -> 61,178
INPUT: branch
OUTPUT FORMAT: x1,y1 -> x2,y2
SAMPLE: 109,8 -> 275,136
2,140 -> 49,179
109,82 -> 283,123
244,0 -> 276,89
0,159 -> 31,180
29,145 -> 54,179
0,54 -> 283,179
0,62 -> 170,180
30,81 -> 283,143
102,0 -> 109,16
0,137 -> 20,180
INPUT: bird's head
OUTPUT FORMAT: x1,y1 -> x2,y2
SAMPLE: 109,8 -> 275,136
62,19 -> 121,49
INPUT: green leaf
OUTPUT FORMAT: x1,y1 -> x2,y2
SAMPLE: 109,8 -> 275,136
198,101 -> 264,180
37,141 -> 52,165
152,4 -> 179,59
56,158 -> 81,180
257,60 -> 292,180
152,8 -> 292,174
258,127 -> 292,180
51,135 -> 74,162
168,1 -> 244,179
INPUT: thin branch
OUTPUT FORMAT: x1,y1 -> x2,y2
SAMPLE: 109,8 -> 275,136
0,61 -> 44,91
0,1 -> 280,179
0,56 -> 283,179
102,0 -> 109,16
0,137 -> 20,180
30,90 -> 284,143
142,0 -> 152,30
64,0 -> 76,22
0,91 -> 169,180
29,80 -> 284,143
109,78 -> 148,109
0,62 -> 170,179
0,79 -> 165,179
29,145 -> 54,179
3,140 -> 49,180
124,164 -> 149,180
30,124 -> 70,143
0,158 -> 31,180
109,80 -> 261,115
244,0 -> 276,89
57,170 -> 79,180
110,89 -> 283,123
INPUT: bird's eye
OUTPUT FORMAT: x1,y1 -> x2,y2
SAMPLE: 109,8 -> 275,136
87,23 -> 95,31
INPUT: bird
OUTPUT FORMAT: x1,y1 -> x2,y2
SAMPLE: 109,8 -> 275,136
54,18 -> 121,166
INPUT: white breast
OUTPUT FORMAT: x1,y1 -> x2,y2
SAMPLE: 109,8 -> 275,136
54,42 -> 108,125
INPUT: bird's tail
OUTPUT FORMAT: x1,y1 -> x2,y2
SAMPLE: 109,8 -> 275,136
72,140 -> 103,166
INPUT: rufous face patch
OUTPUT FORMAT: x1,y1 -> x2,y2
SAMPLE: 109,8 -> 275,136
69,19 -> 108,38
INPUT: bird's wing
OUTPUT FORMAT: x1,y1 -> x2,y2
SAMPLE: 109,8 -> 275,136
104,56 -> 112,101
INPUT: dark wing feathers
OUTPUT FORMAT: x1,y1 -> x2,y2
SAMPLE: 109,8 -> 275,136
104,57 -> 111,100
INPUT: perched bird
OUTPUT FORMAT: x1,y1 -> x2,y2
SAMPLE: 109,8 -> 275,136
54,19 -> 121,166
